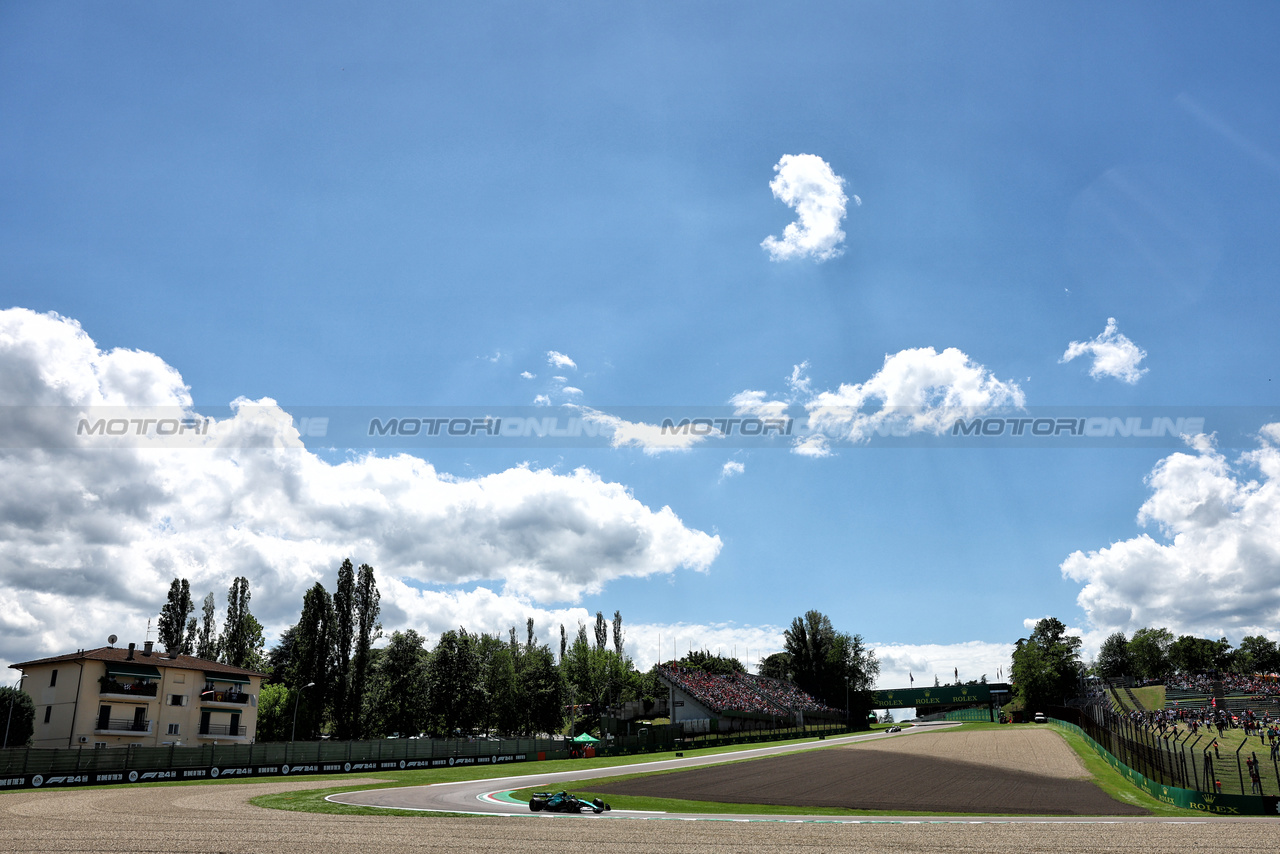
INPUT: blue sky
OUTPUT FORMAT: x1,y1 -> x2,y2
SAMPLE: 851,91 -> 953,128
4,3 -> 1280,686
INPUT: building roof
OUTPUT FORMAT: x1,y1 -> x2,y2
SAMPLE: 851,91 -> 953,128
8,646 -> 265,679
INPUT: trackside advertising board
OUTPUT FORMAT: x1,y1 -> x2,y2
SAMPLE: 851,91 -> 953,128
0,753 -> 528,791
872,685 -> 992,709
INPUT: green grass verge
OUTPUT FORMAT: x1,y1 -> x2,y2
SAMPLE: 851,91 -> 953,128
1049,724 -> 1192,816
1130,685 -> 1166,710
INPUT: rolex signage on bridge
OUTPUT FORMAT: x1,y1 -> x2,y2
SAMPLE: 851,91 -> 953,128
873,685 -> 992,709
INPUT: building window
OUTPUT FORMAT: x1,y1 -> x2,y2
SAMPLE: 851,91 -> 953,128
44,706 -> 51,723
168,694 -> 187,706
167,723 -> 180,735
174,673 -> 184,684
50,669 -> 57,687
94,742 -> 107,749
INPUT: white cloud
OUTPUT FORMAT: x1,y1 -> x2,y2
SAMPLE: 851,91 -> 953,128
1060,318 -> 1148,384
547,350 -> 577,370
1061,428 -> 1280,641
561,386 -> 583,396
579,408 -> 718,455
626,621 -> 788,672
872,641 -> 1015,691
520,371 -> 536,380
728,390 -> 789,420
720,460 -> 745,480
786,362 -> 813,397
803,347 -> 1025,444
761,154 -> 849,262
790,434 -> 832,458
533,394 -> 551,406
0,308 -> 721,663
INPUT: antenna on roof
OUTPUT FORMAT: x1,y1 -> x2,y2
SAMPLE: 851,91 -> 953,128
145,619 -> 153,643
108,634 -> 118,647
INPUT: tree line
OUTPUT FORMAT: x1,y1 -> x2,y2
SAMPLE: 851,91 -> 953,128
1095,628 -> 1279,682
156,570 -> 881,743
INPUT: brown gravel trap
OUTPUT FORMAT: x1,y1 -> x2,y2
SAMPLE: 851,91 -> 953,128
591,728 -> 1149,815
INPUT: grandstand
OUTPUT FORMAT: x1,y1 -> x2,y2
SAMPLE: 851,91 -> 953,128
655,664 -> 842,733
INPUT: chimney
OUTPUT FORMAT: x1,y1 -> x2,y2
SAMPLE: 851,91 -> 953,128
127,642 -> 136,660
143,641 -> 153,656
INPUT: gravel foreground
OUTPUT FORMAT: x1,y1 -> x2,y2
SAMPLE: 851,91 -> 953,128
1,776 -> 1277,854
594,727 -> 1145,815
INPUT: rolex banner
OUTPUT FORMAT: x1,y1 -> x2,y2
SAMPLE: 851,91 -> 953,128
872,685 -> 992,709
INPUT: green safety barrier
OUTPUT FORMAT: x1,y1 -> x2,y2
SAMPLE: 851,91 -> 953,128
1049,718 -> 1280,817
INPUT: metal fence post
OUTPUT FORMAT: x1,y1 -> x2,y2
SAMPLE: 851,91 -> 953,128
1236,740 -> 1246,796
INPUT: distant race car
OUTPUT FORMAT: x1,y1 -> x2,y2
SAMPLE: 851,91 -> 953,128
528,791 -> 612,814
885,725 -> 902,733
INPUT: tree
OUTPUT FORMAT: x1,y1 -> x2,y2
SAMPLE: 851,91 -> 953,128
781,610 -> 879,714
427,628 -> 483,735
290,583 -> 335,739
349,563 -> 380,738
367,629 -> 430,738
484,644 -> 521,735
679,649 -> 745,675
331,559 -> 357,739
1,686 -> 35,748
254,683 -> 292,742
1128,627 -> 1173,681
157,578 -> 194,655
520,644 -> 564,735
1095,631 -> 1131,680
559,624 -> 567,662
1011,617 -> 1082,710
1235,635 -> 1279,675
594,611 -> 607,651
612,611 -> 624,657
1169,635 -> 1225,675
757,652 -> 791,681
195,592 -> 219,661
220,577 -> 261,669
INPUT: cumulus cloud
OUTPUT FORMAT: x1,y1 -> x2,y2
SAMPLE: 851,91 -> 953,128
761,154 -> 849,262
0,309 -> 721,662
579,407 -> 718,455
520,371 -> 535,380
872,641 -> 1015,691
547,350 -> 577,370
803,347 -> 1025,445
1060,318 -> 1148,384
1061,428 -> 1280,640
720,460 -> 745,480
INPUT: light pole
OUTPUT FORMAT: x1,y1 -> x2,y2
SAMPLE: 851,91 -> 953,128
845,676 -> 850,728
291,682 -> 315,743
4,677 -> 22,749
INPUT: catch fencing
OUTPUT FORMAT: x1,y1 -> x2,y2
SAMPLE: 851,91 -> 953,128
1049,705 -> 1280,802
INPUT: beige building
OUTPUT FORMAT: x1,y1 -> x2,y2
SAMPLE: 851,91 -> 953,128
9,642 -> 265,749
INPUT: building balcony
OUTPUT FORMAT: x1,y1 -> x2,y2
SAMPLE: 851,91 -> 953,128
196,724 -> 247,738
99,679 -> 159,699
95,718 -> 152,734
198,689 -> 252,706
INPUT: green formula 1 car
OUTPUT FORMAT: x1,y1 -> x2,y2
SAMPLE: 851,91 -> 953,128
528,791 -> 612,814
